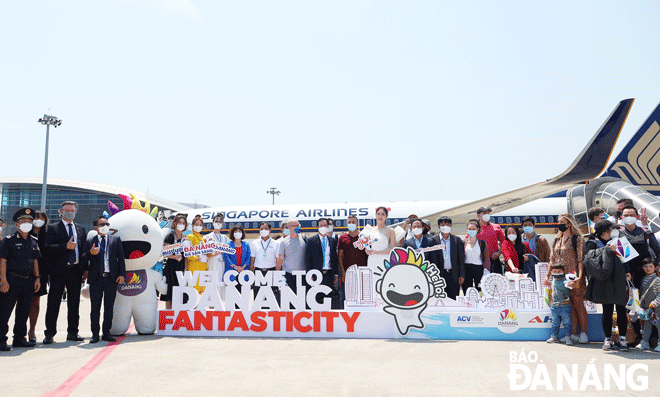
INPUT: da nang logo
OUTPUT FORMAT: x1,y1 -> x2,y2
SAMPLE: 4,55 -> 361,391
375,247 -> 446,335
497,308 -> 520,334
118,269 -> 147,296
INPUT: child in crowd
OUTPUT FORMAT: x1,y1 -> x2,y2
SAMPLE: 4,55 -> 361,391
639,258 -> 660,351
547,264 -> 574,345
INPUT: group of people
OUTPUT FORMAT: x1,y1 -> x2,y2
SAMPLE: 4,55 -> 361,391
2,197 -> 659,353
0,201 -> 126,351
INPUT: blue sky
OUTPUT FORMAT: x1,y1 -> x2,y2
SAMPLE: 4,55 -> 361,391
1,1 -> 659,207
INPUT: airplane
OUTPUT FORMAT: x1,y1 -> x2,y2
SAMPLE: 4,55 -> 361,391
177,99 -> 660,237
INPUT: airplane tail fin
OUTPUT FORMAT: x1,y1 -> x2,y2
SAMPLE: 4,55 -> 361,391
604,101 -> 660,191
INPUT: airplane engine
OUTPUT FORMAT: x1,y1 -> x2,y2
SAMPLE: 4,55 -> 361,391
568,177 -> 660,234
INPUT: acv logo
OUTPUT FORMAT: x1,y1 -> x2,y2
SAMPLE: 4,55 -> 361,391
457,316 -> 471,322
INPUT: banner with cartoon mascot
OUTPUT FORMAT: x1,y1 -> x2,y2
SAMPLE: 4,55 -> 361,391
158,247 -> 605,340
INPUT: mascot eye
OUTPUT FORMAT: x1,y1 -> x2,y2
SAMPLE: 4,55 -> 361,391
142,225 -> 149,234
414,285 -> 420,290
388,283 -> 395,288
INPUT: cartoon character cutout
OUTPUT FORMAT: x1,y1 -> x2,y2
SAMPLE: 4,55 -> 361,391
375,247 -> 446,335
107,194 -> 168,335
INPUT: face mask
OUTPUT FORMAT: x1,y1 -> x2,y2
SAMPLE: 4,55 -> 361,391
347,224 -> 357,232
295,226 -> 301,234
610,229 -> 619,238
19,223 -> 33,233
193,225 -> 203,233
507,234 -> 517,242
522,226 -> 534,235
213,222 -> 223,230
412,227 -> 423,236
98,226 -> 110,235
33,219 -> 45,228
234,231 -> 243,239
440,226 -> 451,234
328,225 -> 334,232
552,273 -> 564,279
481,214 -> 491,223
260,229 -> 270,237
283,229 -> 290,236
623,216 -> 637,225
176,224 -> 186,231
557,224 -> 568,232
318,227 -> 328,235
467,230 -> 478,237
62,211 -> 76,221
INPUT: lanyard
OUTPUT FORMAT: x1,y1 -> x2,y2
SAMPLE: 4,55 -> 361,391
261,238 -> 271,257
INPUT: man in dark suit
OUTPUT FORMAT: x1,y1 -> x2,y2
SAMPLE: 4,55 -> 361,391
43,201 -> 87,344
430,216 -> 465,300
402,218 -> 434,252
83,216 -> 126,343
304,218 -> 339,305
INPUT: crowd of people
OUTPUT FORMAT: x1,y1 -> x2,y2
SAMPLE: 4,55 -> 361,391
1,198 -> 659,354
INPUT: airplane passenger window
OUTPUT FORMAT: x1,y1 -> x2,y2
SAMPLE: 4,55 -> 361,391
548,216 -> 554,223
514,217 -> 520,224
229,223 -> 235,228
498,217 -> 503,223
506,217 -> 512,224
533,217 -> 538,223
386,219 -> 391,225
312,221 -> 317,227
540,217 -> 546,223
366,221 -> 372,226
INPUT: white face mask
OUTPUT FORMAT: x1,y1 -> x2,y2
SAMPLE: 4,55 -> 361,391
318,227 -> 328,235
33,219 -> 45,228
481,214 -> 491,223
193,225 -> 203,233
623,216 -> 637,226
440,226 -> 451,234
213,222 -> 223,230
260,229 -> 270,237
234,231 -> 243,239
327,225 -> 334,232
610,229 -> 619,238
98,226 -> 110,235
412,227 -> 423,236
19,223 -> 33,233
176,224 -> 186,231
507,233 -> 517,242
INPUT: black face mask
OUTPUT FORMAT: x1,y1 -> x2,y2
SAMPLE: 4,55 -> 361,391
557,224 -> 568,232
616,211 -> 622,219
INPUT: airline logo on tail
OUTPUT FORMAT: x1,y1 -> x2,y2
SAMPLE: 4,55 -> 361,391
605,103 -> 660,191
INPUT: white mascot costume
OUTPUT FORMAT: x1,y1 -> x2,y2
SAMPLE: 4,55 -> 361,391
108,194 -> 167,335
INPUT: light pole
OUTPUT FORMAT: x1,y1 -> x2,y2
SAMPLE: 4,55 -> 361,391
38,114 -> 62,211
266,187 -> 280,205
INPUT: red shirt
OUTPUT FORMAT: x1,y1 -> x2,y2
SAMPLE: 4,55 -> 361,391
502,240 -> 533,269
476,222 -> 505,258
235,246 -> 243,267
337,233 -> 368,271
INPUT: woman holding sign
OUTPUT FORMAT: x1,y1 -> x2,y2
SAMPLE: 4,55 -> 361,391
186,216 -> 208,295
161,214 -> 187,309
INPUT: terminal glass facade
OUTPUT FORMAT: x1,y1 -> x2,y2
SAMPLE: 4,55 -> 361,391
0,183 -> 122,234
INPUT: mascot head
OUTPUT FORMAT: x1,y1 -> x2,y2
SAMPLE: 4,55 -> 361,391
107,194 -> 164,271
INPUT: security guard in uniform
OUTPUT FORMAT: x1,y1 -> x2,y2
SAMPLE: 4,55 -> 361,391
0,208 -> 41,351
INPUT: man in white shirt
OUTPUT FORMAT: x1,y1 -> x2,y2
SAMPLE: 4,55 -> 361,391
250,222 -> 280,302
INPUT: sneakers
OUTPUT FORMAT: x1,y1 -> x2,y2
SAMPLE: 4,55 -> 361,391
603,338 -> 614,351
655,345 -> 660,353
547,336 -> 559,343
640,341 -> 650,350
578,332 -> 589,344
561,336 -> 574,345
570,334 -> 579,343
618,338 -> 629,352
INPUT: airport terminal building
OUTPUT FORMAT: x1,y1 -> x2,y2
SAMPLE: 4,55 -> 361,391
0,178 -> 191,234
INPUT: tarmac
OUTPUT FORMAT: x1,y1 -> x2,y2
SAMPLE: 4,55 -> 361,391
1,297 -> 659,397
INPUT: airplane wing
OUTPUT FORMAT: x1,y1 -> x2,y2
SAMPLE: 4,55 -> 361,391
418,98 -> 635,226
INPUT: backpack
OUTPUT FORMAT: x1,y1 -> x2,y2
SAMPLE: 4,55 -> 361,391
583,245 -> 612,281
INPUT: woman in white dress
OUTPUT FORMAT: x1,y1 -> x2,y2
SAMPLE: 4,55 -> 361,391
366,206 -> 397,271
